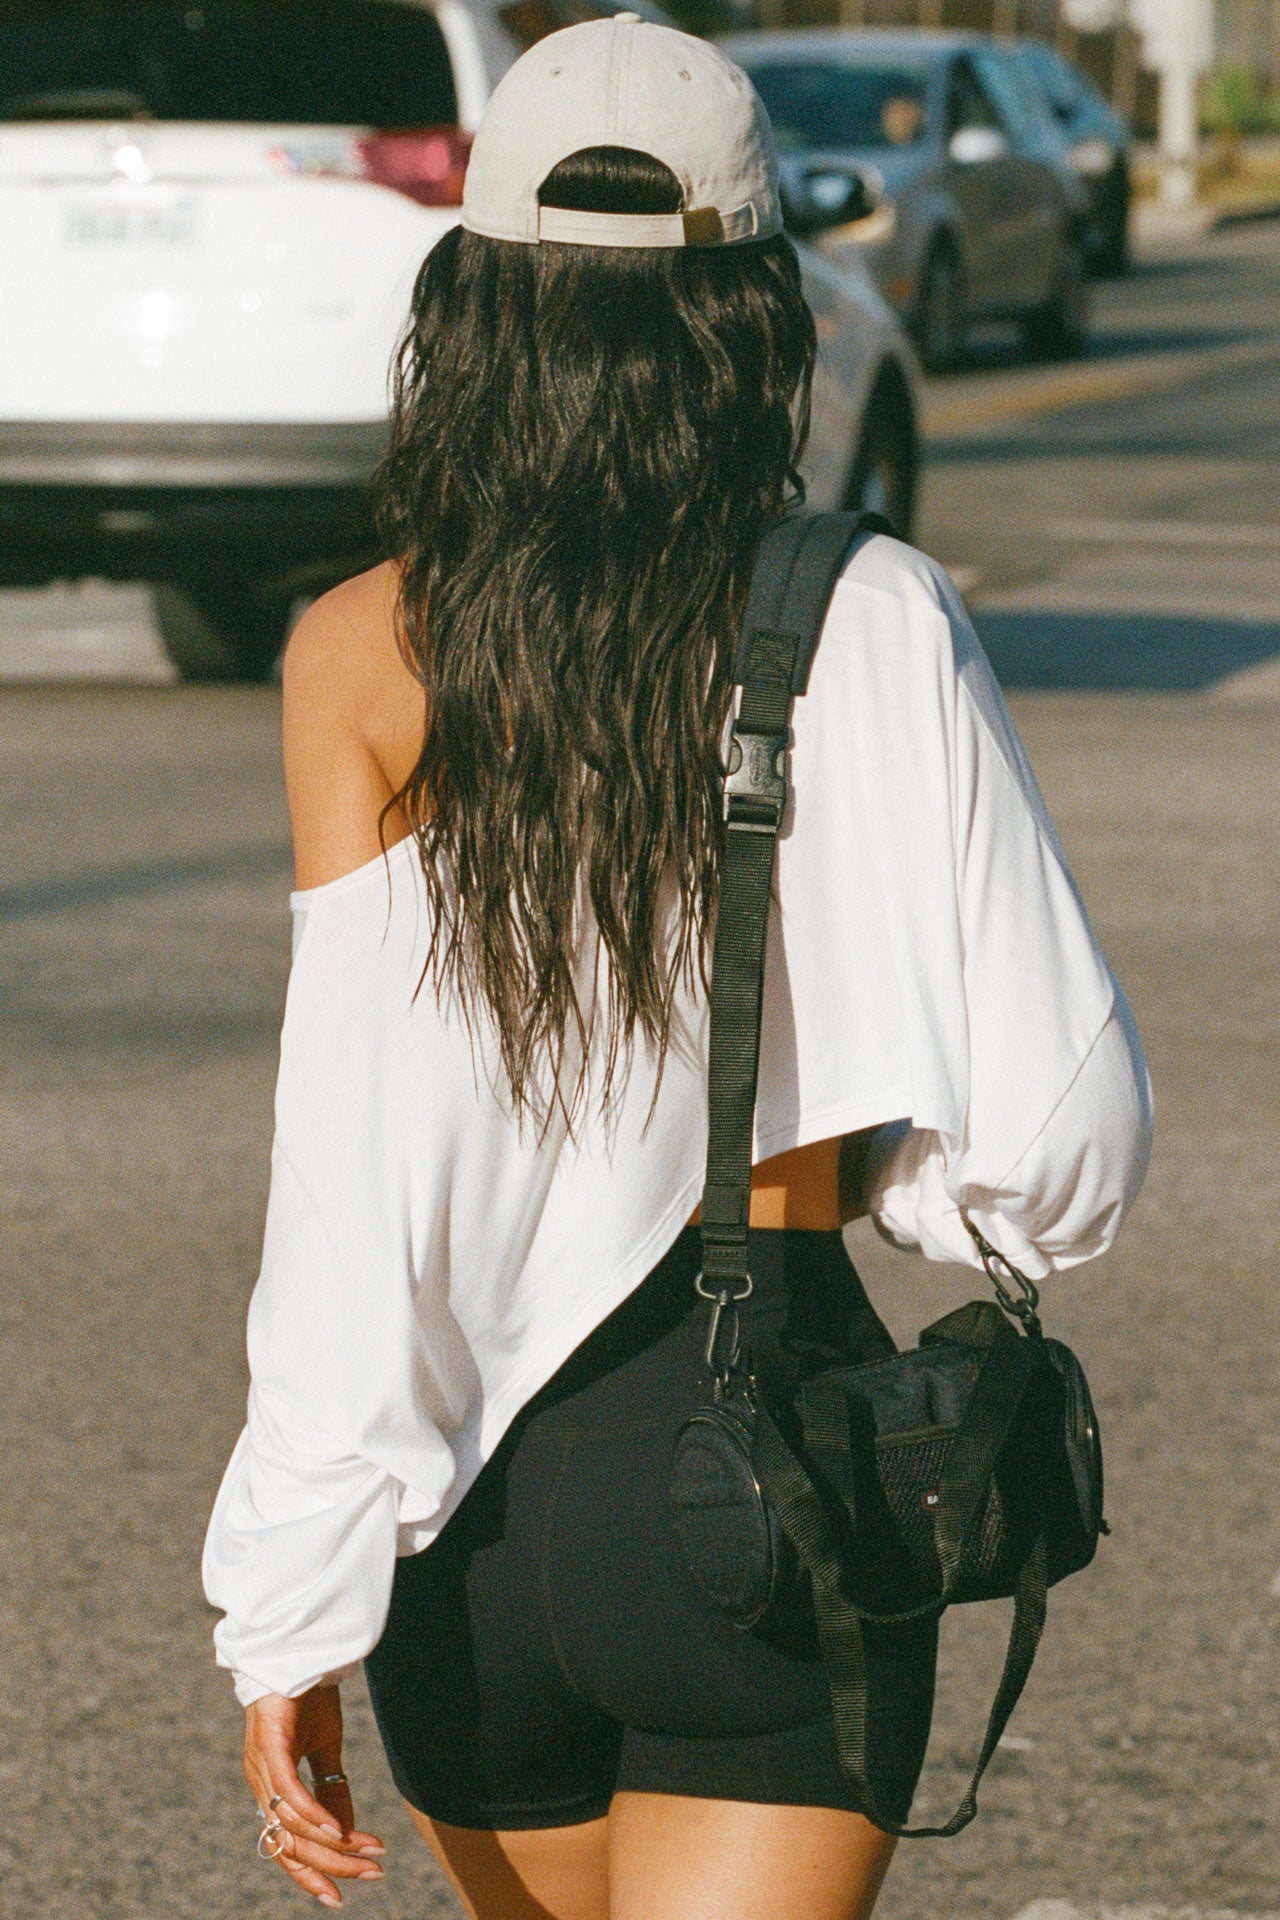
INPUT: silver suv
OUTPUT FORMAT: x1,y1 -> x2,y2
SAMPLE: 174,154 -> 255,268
722,28 -> 1092,372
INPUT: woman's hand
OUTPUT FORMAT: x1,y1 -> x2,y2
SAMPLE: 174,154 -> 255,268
244,1685 -> 385,1908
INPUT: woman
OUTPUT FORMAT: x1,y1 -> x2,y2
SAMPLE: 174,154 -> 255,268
204,19 -> 1151,1920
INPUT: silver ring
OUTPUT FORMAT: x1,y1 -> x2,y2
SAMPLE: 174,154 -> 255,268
257,1820 -> 288,1861
315,1771 -> 348,1788
268,1793 -> 283,1811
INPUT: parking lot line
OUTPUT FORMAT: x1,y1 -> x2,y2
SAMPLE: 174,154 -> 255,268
1052,520 -> 1280,550
1013,1906 -> 1280,1920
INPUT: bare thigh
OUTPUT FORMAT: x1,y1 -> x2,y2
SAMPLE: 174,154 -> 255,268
609,1794 -> 896,1920
405,1794 -> 895,1920
405,1802 -> 610,1920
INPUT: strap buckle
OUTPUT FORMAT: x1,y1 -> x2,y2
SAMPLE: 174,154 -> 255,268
724,728 -> 788,834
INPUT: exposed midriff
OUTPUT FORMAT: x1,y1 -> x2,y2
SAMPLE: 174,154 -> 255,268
687,1134 -> 845,1232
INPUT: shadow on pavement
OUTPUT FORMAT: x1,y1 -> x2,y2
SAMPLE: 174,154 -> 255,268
972,607 -> 1280,691
934,320 -> 1257,380
0,842 -> 292,919
1074,322 -> 1259,360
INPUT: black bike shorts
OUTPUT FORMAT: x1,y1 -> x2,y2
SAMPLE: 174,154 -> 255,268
365,1226 -> 938,1831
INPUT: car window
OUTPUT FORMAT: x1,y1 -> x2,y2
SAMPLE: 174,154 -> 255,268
971,45 -> 1058,148
745,58 -> 933,153
945,56 -> 1002,138
0,0 -> 458,127
499,0 -> 628,55
1018,39 -> 1087,118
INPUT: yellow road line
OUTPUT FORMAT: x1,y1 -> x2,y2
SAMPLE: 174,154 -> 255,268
921,333 -> 1279,440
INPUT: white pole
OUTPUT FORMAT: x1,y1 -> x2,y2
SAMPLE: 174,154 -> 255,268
1157,0 -> 1205,206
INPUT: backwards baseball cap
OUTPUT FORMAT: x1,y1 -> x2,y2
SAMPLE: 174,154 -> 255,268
461,13 -> 782,250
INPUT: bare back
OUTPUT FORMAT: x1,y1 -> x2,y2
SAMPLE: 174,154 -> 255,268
282,564 -> 860,1230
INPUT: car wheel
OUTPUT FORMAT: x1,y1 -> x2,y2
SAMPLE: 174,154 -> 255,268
1023,236 -> 1090,362
846,369 -> 918,542
913,242 -> 965,375
1096,164 -> 1131,277
153,579 -> 295,682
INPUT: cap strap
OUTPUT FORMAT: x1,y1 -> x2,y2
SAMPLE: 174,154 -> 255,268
536,200 -> 760,249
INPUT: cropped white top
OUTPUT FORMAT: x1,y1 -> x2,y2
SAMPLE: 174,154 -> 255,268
203,536 -> 1152,1706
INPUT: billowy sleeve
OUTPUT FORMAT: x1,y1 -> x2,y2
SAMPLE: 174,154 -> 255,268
202,839 -> 576,1707
865,584 -> 1152,1277
202,1149 -> 402,1706
203,1388 -> 399,1708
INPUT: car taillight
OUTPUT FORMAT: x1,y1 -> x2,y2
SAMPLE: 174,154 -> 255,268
356,129 -> 472,207
270,127 -> 472,208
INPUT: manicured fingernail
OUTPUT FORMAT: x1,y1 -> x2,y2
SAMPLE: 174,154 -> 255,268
357,1868 -> 383,1881
319,1822 -> 343,1839
356,1845 -> 385,1857
319,1898 -> 340,1911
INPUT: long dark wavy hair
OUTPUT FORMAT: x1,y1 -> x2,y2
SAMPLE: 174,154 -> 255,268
375,145 -> 816,1119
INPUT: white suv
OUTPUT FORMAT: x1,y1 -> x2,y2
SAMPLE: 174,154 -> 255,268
0,0 -> 920,679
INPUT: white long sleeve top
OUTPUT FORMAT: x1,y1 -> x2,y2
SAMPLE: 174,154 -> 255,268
203,534 -> 1152,1706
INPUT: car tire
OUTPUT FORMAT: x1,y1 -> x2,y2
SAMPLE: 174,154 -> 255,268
914,241 -> 965,375
846,368 -> 918,541
1023,236 -> 1090,362
153,579 -> 294,683
1096,163 -> 1131,278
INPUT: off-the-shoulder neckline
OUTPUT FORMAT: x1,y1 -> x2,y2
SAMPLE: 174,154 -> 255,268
286,548 -> 955,912
290,831 -> 417,907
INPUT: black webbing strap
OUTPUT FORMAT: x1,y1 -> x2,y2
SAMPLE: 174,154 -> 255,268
763,1311 -> 1040,1834
735,509 -> 895,692
753,1397 -> 1049,1838
819,1530 -> 1048,1837
694,504 -> 1051,1832
698,509 -> 891,1286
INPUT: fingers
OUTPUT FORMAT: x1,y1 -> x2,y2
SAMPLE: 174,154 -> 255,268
276,1781 -> 377,1856
312,1771 -> 379,1851
267,1825 -> 386,1908
254,1726 -> 382,1855
256,1722 -> 346,1841
244,1765 -> 384,1907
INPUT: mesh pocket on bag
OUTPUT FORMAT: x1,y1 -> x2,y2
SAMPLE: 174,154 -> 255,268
875,1431 -> 951,1583
870,1427 -> 1027,1604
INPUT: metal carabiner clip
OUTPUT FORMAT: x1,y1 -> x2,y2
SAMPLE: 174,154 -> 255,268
962,1213 -> 1043,1336
695,1270 -> 754,1392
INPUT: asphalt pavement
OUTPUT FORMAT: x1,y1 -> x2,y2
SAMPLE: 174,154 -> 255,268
2,218 -> 1279,1920
922,214 -> 1280,699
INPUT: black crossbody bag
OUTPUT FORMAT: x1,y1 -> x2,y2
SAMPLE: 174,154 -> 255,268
669,508 -> 1109,1838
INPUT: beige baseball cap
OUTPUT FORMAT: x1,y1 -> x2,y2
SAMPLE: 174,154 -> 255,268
461,13 -> 783,250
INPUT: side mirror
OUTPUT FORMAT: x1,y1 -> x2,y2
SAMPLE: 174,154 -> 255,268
782,167 -> 885,239
948,125 -> 1009,165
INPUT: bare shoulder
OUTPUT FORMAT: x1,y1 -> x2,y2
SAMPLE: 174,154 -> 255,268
282,561 -> 425,890
282,560 -> 410,723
